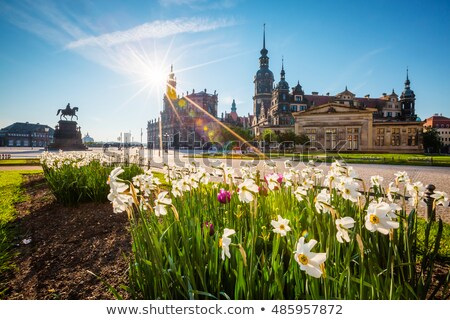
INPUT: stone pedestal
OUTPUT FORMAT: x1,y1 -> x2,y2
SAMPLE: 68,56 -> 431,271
49,120 -> 87,151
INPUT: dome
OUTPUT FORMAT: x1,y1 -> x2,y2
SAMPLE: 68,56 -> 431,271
293,81 -> 304,94
256,68 -> 274,79
277,79 -> 289,90
401,88 -> 415,99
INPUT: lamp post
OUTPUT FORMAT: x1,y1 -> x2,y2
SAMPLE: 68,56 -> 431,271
44,127 -> 49,151
164,133 -> 169,152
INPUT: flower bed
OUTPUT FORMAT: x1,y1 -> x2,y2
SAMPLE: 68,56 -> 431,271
41,151 -> 142,206
109,161 -> 449,299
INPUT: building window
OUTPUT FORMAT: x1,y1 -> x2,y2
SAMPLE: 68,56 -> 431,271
407,128 -> 417,146
346,128 -> 359,150
391,128 -> 401,146
376,128 -> 385,146
305,128 -> 316,144
325,128 -> 337,150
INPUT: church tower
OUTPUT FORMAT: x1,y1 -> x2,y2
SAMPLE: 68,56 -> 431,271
399,68 -> 416,120
166,64 -> 177,101
253,24 -> 274,118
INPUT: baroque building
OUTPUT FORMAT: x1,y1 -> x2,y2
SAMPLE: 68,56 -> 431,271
147,65 -> 219,149
251,27 -> 424,153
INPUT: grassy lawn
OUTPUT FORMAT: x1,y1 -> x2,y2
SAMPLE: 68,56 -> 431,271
0,170 -> 42,297
416,218 -> 450,261
0,159 -> 41,166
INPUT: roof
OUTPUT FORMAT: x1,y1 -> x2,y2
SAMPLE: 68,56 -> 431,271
0,122 -> 54,134
304,94 -> 334,106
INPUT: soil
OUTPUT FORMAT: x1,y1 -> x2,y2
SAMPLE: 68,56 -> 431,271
6,174 -> 130,299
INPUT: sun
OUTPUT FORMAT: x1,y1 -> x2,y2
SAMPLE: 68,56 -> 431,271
147,63 -> 169,91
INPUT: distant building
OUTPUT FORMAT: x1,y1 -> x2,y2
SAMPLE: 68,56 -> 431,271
122,132 -> 132,144
222,99 -> 250,128
82,132 -> 94,143
251,26 -> 423,153
0,122 -> 54,147
424,114 -> 450,147
147,65 -> 219,149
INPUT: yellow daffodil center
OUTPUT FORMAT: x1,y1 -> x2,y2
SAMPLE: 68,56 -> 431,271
297,254 -> 309,265
219,238 -> 223,248
370,214 -> 380,224
279,224 -> 285,230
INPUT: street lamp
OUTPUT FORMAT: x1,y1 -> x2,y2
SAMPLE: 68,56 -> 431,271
164,133 -> 169,152
44,127 -> 49,150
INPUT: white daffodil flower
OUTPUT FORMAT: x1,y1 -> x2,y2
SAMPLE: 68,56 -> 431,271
284,159 -> 292,168
315,189 -> 332,213
386,182 -> 400,202
407,181 -> 425,208
271,215 -> 292,237
220,228 -> 235,260
153,191 -> 172,217
370,175 -> 384,188
365,201 -> 399,235
266,173 -> 282,190
338,177 -> 360,203
294,186 -> 308,202
237,179 -> 259,203
431,191 -> 449,207
294,237 -> 327,278
335,216 -> 355,243
394,171 -> 410,184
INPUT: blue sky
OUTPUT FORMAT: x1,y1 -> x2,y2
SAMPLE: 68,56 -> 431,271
1,0 -> 449,142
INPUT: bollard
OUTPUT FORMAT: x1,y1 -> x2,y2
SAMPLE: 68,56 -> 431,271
424,184 -> 436,221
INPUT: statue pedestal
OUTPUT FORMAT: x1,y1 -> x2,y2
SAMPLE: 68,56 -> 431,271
49,120 -> 87,151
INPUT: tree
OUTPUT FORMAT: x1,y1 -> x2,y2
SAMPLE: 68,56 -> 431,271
261,129 -> 278,143
276,130 -> 309,145
214,124 -> 252,147
423,127 -> 443,153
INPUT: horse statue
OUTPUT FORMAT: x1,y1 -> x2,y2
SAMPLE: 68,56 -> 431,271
56,103 -> 79,121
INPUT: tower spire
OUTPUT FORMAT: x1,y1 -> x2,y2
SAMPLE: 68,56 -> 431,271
405,67 -> 411,88
281,56 -> 285,80
231,99 -> 236,113
260,23 -> 268,58
263,23 -> 266,50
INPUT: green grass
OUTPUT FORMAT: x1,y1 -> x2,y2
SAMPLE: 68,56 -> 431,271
0,170 -> 42,297
0,159 -> 41,166
417,217 -> 450,261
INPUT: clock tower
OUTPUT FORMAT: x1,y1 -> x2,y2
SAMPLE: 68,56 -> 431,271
253,24 -> 274,118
